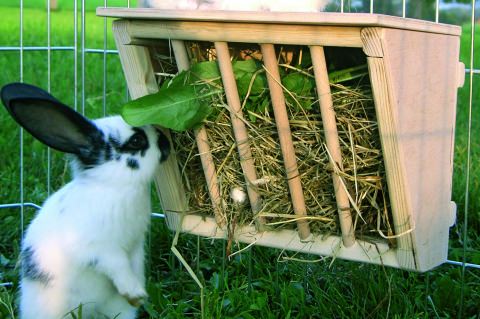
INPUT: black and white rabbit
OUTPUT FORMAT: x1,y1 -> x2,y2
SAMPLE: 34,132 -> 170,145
1,83 -> 170,319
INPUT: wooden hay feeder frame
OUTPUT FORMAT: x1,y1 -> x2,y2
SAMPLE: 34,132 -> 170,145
98,8 -> 464,272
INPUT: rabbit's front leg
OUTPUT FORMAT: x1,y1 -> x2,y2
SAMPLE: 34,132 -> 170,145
95,250 -> 147,306
130,241 -> 146,288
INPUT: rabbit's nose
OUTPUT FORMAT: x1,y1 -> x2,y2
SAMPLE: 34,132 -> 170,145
155,128 -> 170,162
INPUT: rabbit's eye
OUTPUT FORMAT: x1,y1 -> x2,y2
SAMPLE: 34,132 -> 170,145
124,132 -> 148,151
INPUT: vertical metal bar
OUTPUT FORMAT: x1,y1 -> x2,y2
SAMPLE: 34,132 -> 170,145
260,43 -> 311,241
370,0 -> 373,14
340,0 -> 344,13
103,0 -> 108,116
47,2 -> 51,92
402,0 -> 406,18
310,45 -> 355,247
214,41 -> 265,227
19,0 -> 24,236
125,0 -> 131,102
435,0 -> 440,23
74,0 -> 78,111
81,0 -> 86,115
459,2 -> 476,316
47,0 -> 52,196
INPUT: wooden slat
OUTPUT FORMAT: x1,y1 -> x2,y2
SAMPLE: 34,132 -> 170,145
260,43 -> 311,241
366,56 -> 416,270
112,20 -> 158,97
310,45 -> 355,247
214,41 -> 265,227
112,20 -> 190,231
124,20 -> 363,48
97,8 -> 461,36
171,40 -> 226,227
174,214 -> 402,269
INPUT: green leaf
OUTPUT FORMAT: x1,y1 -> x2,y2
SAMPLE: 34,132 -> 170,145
122,85 -> 219,131
233,60 -> 266,97
328,64 -> 368,84
162,69 -> 189,90
190,61 -> 222,85
282,72 -> 314,96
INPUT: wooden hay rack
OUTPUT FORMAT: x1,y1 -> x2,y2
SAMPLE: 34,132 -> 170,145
97,8 -> 464,272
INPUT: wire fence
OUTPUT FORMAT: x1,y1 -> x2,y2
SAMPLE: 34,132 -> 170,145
0,0 -> 478,313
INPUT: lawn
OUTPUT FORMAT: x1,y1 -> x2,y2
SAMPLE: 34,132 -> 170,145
0,2 -> 479,318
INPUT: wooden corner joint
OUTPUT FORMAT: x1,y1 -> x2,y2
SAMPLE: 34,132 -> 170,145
360,27 -> 385,58
112,19 -> 134,45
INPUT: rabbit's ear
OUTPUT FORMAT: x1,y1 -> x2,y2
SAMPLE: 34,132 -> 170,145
1,83 -> 102,155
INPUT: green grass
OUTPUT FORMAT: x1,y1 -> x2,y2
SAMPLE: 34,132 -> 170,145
1,4 -> 479,319
1,0 -> 140,11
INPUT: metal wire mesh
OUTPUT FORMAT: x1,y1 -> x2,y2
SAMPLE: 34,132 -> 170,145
0,0 -> 478,307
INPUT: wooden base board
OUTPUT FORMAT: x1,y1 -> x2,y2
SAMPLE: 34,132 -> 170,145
165,213 -> 406,269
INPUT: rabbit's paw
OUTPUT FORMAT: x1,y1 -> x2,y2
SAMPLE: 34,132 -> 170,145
117,280 -> 147,307
122,293 -> 147,307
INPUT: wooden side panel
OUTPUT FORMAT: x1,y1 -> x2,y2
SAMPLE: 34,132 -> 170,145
112,20 -> 190,230
364,27 -> 459,271
381,29 -> 459,271
112,20 -> 158,98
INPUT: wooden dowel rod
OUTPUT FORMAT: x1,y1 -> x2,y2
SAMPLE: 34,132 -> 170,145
260,43 -> 311,241
310,45 -> 355,247
214,41 -> 265,226
172,40 -> 226,227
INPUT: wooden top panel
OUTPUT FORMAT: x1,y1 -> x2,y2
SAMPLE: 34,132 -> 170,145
97,8 -> 461,36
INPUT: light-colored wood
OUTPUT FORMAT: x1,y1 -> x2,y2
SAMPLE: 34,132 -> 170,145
363,27 -> 460,271
214,42 -> 265,226
98,8 -> 461,36
261,43 -> 311,241
176,214 -> 399,268
194,128 -> 226,226
109,12 -> 462,272
366,56 -> 416,270
123,20 -> 363,48
112,20 -> 190,231
112,20 -> 158,97
171,40 -> 226,227
310,46 -> 355,247
361,27 -> 384,57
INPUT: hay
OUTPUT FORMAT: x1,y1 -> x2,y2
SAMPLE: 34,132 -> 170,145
163,43 -> 395,243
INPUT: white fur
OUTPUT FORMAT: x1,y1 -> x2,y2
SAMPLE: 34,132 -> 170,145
140,0 -> 330,12
20,116 -> 164,319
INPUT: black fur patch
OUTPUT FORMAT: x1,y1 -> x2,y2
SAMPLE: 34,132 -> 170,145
87,258 -> 99,268
75,129 -> 109,170
108,135 -> 122,150
21,246 -> 52,284
156,129 -> 170,163
126,157 -> 139,170
120,128 -> 149,157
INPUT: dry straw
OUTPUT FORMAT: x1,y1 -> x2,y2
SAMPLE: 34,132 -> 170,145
164,43 -> 395,246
